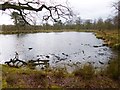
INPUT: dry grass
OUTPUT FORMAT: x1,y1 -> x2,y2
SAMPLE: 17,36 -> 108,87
1,64 -> 119,88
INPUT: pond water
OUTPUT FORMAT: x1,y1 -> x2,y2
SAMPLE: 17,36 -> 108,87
0,32 -> 113,70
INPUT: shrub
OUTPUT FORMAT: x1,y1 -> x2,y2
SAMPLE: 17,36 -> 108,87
113,43 -> 120,51
73,64 -> 95,79
53,67 -> 68,78
105,59 -> 119,80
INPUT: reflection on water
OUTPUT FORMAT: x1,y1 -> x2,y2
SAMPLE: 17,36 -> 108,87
0,32 -> 113,69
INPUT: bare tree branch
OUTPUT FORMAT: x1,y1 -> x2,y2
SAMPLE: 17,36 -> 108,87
113,1 -> 120,11
0,1 -> 73,25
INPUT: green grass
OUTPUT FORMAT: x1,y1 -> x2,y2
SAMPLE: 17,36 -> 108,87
2,64 -> 48,88
94,30 -> 120,50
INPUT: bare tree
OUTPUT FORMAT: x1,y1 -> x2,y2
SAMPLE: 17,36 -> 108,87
0,0 -> 73,25
113,0 -> 120,29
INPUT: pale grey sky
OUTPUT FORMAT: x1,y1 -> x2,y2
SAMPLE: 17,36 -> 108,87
0,0 -> 116,25
69,0 -> 115,19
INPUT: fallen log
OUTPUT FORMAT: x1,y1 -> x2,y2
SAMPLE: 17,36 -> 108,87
5,52 -> 49,69
27,59 -> 49,69
5,58 -> 49,69
5,59 -> 27,68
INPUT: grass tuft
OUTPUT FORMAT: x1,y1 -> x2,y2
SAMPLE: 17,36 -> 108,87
73,64 -> 95,79
105,59 -> 119,80
52,67 -> 68,78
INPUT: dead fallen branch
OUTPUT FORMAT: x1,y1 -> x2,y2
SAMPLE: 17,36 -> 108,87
5,52 -> 49,69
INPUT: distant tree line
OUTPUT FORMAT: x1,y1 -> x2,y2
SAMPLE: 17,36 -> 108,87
1,15 -> 118,31
62,16 -> 118,30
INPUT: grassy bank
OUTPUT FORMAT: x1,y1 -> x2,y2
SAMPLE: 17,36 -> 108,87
0,29 -> 67,34
1,64 -> 119,88
94,29 -> 120,84
94,30 -> 120,51
0,29 -> 95,34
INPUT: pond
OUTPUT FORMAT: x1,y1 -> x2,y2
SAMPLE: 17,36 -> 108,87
0,32 -> 113,70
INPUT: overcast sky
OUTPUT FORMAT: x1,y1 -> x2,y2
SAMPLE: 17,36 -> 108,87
0,0 -> 116,25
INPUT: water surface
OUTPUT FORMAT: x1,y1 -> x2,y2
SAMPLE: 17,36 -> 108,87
0,32 -> 113,69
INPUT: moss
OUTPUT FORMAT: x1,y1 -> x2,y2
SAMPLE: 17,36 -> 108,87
2,79 -> 7,88
50,85 -> 62,89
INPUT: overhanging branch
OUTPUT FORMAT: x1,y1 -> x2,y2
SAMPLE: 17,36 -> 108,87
0,1 -> 73,25
0,2 -> 50,12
